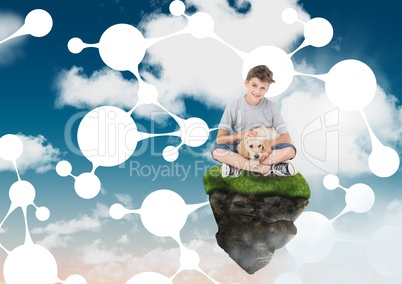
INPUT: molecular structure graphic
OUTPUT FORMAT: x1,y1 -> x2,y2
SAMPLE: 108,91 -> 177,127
0,1 -> 400,283
57,1 -> 402,283
0,9 -> 88,284
109,190 -> 214,284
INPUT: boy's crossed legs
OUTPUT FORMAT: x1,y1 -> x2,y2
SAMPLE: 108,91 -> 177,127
212,143 -> 296,177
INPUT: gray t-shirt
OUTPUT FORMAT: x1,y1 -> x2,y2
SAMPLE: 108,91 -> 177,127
218,96 -> 288,135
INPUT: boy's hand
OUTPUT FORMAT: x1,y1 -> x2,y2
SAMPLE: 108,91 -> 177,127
260,151 -> 269,161
242,131 -> 258,140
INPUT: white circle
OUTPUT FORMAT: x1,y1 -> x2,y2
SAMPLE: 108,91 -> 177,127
367,225 -> 402,279
109,203 -> 127,220
368,145 -> 400,178
140,190 -> 188,237
77,106 -> 137,168
24,9 -> 53,37
325,59 -> 377,111
98,24 -> 146,71
138,82 -> 159,104
9,180 -> 36,208
162,146 -> 179,162
56,160 -> 72,177
169,1 -> 186,16
243,46 -> 294,97
68,37 -> 84,54
281,8 -> 298,25
36,206 -> 50,221
3,244 -> 58,284
275,272 -> 303,284
345,183 -> 375,213
188,12 -> 215,39
323,174 -> 339,190
180,249 -> 200,270
304,17 -> 333,47
126,272 -> 171,284
0,134 -> 23,161
286,211 -> 336,264
74,172 -> 101,199
183,117 -> 210,147
64,274 -> 87,284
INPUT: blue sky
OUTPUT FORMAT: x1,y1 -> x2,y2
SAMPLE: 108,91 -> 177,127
296,0 -> 402,93
0,0 -> 401,283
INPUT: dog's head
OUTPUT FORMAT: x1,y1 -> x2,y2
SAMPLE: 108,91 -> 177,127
237,138 -> 271,160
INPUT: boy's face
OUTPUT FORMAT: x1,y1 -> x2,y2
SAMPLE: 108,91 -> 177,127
244,77 -> 270,105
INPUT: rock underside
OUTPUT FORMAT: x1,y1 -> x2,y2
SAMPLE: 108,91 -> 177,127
209,191 -> 309,274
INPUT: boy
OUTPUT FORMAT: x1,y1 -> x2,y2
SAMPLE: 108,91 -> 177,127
212,65 -> 296,177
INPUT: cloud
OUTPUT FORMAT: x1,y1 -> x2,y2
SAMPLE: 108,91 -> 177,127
0,12 -> 22,39
0,12 -> 24,65
308,198 -> 402,283
333,198 -> 402,242
46,2 -> 402,283
52,0 -> 401,179
73,237 -> 297,284
55,66 -> 138,110
32,203 -> 109,249
188,200 -> 212,222
114,193 -> 133,208
32,215 -> 101,249
279,63 -> 402,177
81,239 -> 132,265
34,234 -> 73,249
66,227 -> 400,284
365,86 -> 402,145
116,234 -> 129,244
75,239 -> 180,283
91,202 -> 111,219
376,199 -> 402,228
0,133 -> 63,174
330,36 -> 344,52
51,197 -> 402,284
55,0 -> 308,117
112,193 -> 140,224
136,0 -> 309,114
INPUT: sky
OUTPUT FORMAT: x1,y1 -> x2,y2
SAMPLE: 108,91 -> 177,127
0,0 -> 401,283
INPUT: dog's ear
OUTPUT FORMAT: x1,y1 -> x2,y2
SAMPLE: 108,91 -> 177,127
237,141 -> 249,158
262,140 -> 272,154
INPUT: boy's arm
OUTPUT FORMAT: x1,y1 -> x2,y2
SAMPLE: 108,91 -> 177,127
259,132 -> 292,161
270,132 -> 292,146
216,129 -> 258,144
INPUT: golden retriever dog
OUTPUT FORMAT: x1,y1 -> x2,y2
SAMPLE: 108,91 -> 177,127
237,127 -> 280,168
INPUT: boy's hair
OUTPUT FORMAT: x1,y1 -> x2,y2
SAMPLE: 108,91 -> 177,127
246,65 -> 275,84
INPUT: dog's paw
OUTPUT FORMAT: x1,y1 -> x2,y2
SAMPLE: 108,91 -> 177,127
250,160 -> 259,168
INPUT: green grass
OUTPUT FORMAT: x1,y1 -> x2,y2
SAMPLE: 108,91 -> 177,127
203,165 -> 310,199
